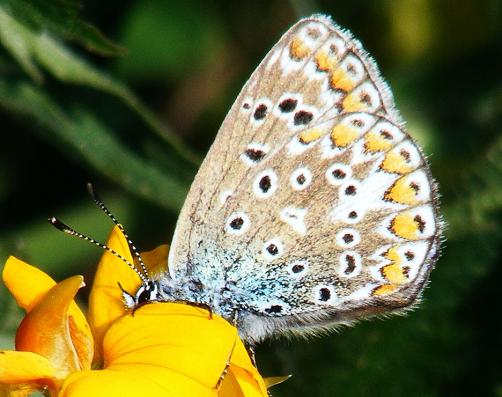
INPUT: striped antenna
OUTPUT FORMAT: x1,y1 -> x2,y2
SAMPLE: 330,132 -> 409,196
86,183 -> 150,280
48,216 -> 149,284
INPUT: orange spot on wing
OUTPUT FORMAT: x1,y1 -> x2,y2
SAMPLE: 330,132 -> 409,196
372,284 -> 398,296
330,124 -> 359,147
290,37 -> 309,60
381,264 -> 408,284
385,247 -> 403,267
380,151 -> 413,174
330,68 -> 357,92
315,50 -> 337,72
299,128 -> 323,144
364,131 -> 393,152
390,213 -> 420,240
385,177 -> 419,205
341,92 -> 368,112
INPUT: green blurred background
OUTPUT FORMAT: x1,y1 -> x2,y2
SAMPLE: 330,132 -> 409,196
0,0 -> 501,396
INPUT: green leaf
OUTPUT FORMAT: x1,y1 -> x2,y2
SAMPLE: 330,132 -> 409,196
444,129 -> 502,238
0,6 -> 43,82
0,77 -> 191,211
116,0 -> 223,80
4,0 -> 125,56
0,5 -> 200,165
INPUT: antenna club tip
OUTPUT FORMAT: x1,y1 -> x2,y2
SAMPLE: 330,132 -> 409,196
48,216 -> 71,232
87,182 -> 103,203
86,182 -> 95,194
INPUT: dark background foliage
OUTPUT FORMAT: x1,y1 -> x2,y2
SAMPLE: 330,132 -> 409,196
0,0 -> 501,396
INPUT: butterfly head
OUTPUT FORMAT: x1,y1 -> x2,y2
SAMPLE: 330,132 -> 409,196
120,280 -> 161,309
49,183 -> 166,311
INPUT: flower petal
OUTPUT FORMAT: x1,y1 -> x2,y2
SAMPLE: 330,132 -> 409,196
103,303 -> 238,391
227,340 -> 268,396
3,258 -> 93,371
218,370 -> 245,397
0,351 -> 57,391
15,276 -> 87,380
263,375 -> 291,388
221,366 -> 267,397
136,244 -> 169,277
59,367 -> 216,397
2,256 -> 55,312
88,226 -> 140,364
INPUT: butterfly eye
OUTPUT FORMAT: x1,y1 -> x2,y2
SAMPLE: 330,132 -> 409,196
136,281 -> 159,305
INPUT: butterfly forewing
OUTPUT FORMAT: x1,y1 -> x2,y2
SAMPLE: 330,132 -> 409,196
167,15 -> 441,341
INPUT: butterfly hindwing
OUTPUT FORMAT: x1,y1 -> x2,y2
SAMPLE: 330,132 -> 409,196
167,15 -> 441,342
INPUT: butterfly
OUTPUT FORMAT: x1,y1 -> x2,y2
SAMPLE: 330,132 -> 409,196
54,15 -> 442,345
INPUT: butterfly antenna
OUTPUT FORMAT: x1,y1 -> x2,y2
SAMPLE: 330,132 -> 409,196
86,183 -> 150,280
49,216 -> 149,284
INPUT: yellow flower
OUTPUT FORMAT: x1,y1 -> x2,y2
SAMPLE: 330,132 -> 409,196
0,226 -> 270,396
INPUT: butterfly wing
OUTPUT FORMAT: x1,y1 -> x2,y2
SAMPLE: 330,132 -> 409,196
167,15 -> 441,342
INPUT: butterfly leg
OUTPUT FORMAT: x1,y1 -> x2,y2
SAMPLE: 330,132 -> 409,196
183,301 -> 213,319
215,360 -> 231,389
246,344 -> 257,367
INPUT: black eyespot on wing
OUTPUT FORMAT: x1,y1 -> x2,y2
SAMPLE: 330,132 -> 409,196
230,217 -> 244,230
409,182 -> 420,193
296,174 -> 306,185
342,233 -> 354,244
380,129 -> 393,140
264,304 -> 283,314
319,288 -> 331,301
244,148 -> 266,162
259,175 -> 271,192
405,251 -> 415,261
345,185 -> 357,195
307,27 -> 321,39
292,264 -> 304,273
414,215 -> 426,233
254,104 -> 268,120
400,149 -> 411,162
266,244 -> 279,255
332,169 -> 346,179
344,255 -> 356,274
360,92 -> 372,106
279,98 -> 298,113
294,110 -> 313,125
